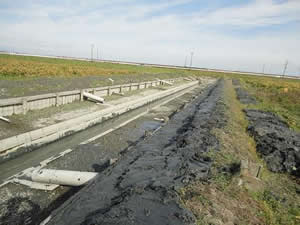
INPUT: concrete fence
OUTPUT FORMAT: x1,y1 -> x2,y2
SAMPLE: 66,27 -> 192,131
0,78 -> 181,117
0,81 -> 198,163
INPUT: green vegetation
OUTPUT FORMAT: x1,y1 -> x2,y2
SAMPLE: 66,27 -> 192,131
179,80 -> 300,225
0,54 -> 208,78
0,53 -> 299,131
240,76 -> 300,131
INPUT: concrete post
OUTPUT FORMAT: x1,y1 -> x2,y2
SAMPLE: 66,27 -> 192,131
80,90 -> 84,101
22,98 -> 28,115
119,85 -> 122,93
55,94 -> 60,107
108,87 -> 111,96
129,84 -> 132,91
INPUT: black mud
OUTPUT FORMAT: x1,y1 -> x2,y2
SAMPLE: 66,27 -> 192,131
232,79 -> 256,104
235,87 -> 256,104
245,109 -> 300,177
232,79 -> 241,86
0,197 -> 41,225
46,80 -> 226,225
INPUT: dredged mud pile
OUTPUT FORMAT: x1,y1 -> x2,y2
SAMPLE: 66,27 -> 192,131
0,197 -> 41,225
245,109 -> 300,177
46,80 -> 226,225
235,87 -> 256,104
232,79 -> 256,105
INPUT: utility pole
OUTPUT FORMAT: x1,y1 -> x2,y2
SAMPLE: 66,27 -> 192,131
91,44 -> 94,61
190,52 -> 194,68
282,60 -> 288,78
184,56 -> 187,67
262,64 -> 265,74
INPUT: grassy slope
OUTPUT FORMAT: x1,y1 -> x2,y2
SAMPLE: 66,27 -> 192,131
180,80 -> 300,225
0,54 -> 203,77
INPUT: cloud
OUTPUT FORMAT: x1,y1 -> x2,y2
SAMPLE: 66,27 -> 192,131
194,0 -> 300,27
0,0 -> 299,75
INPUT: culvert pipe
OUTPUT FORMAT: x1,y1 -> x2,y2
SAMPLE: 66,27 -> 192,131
30,168 -> 98,186
83,92 -> 105,103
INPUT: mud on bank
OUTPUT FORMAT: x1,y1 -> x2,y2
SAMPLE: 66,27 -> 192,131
233,79 -> 256,105
232,80 -> 300,177
44,80 -> 226,225
245,109 -> 300,177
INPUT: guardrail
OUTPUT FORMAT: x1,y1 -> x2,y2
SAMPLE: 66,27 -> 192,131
0,78 -> 182,116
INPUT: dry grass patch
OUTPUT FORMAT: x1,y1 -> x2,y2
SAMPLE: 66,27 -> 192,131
0,56 -> 131,77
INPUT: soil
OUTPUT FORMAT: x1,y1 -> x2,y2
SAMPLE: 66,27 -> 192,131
245,109 -> 300,177
231,79 -> 241,86
45,79 -> 226,225
0,197 -> 41,225
0,82 -> 184,140
235,87 -> 256,104
232,79 -> 256,105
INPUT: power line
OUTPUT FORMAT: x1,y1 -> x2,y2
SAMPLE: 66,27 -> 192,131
282,60 -> 288,77
91,44 -> 94,61
190,52 -> 194,68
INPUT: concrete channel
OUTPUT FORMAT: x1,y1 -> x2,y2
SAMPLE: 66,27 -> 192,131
0,81 -> 197,163
0,78 -> 216,225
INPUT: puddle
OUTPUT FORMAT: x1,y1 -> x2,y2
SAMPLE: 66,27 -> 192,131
139,121 -> 162,133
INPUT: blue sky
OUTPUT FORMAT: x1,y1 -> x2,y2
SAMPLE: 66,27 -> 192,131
0,0 -> 300,75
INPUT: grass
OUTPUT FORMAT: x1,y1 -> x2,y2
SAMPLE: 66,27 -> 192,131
179,79 -> 300,225
0,53 -> 257,79
240,76 -> 300,131
0,54 -> 203,97
2,54 -> 299,133
0,54 -> 201,78
0,54 -> 136,77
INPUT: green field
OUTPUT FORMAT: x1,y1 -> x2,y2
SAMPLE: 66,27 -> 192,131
0,53 -> 211,77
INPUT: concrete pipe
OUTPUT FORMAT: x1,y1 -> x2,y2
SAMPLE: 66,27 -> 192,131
83,92 -> 105,103
30,169 -> 98,186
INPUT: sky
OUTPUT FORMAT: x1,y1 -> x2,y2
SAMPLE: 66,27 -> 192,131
0,0 -> 300,75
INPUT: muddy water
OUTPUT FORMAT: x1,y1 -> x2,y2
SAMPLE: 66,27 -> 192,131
47,80 -> 226,225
